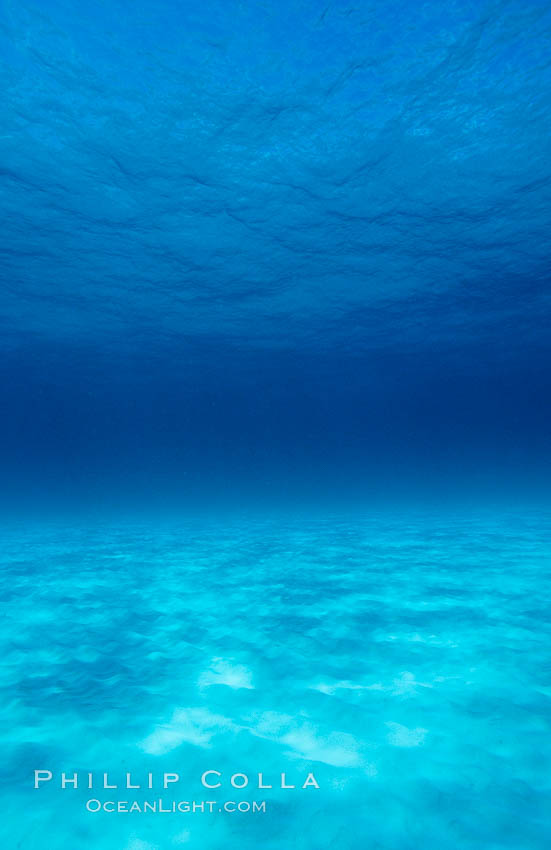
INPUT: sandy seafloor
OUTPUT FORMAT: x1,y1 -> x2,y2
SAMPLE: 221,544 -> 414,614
1,513 -> 550,849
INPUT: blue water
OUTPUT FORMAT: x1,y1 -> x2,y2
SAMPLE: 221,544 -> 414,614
1,0 -> 551,847
2,514 -> 550,848
1,0 -> 550,509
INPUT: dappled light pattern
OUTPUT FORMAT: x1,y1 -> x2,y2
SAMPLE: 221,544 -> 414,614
2,515 -> 550,848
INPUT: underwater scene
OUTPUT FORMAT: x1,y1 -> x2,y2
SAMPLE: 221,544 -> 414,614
1,0 -> 551,847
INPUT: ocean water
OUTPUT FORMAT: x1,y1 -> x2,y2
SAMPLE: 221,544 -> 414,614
2,513 -> 550,849
2,0 -> 551,847
1,0 -> 551,511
